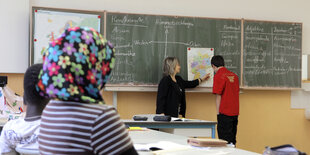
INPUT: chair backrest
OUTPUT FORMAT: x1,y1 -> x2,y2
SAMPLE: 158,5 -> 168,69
15,148 -> 39,155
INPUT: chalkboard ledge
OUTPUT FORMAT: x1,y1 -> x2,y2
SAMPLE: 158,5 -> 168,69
105,85 -> 157,92
241,86 -> 301,90
104,85 -> 213,92
302,80 -> 310,83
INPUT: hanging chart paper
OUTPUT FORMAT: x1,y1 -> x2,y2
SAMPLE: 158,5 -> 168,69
33,9 -> 101,64
187,48 -> 214,87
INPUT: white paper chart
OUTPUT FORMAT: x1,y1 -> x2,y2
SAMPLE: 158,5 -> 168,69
187,48 -> 214,87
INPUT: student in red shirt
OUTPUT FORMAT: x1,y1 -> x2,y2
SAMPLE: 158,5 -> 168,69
211,55 -> 239,145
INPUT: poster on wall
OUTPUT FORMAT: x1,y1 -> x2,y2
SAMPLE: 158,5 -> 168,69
32,7 -> 104,64
187,48 -> 214,87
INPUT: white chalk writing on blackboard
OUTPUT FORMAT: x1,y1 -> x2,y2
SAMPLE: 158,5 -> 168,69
112,15 -> 144,24
155,19 -> 194,28
245,25 -> 264,32
223,25 -> 240,31
245,35 -> 270,41
112,27 -> 130,33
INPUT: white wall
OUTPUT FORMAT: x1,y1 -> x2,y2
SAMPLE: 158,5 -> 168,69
302,55 -> 308,80
0,0 -> 29,73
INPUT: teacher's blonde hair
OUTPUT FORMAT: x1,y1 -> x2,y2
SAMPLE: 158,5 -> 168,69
163,57 -> 179,76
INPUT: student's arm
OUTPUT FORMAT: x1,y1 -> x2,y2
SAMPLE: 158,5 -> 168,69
213,74 -> 225,115
156,77 -> 169,114
215,94 -> 221,114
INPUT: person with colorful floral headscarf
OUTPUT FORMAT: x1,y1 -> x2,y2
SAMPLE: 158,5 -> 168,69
37,27 -> 137,155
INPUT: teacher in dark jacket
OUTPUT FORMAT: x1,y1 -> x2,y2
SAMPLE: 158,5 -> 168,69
156,57 -> 210,118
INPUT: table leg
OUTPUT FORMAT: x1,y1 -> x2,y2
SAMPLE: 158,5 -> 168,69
212,125 -> 215,138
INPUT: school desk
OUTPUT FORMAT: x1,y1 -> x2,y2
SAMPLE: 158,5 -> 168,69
128,129 -> 260,155
123,119 -> 217,138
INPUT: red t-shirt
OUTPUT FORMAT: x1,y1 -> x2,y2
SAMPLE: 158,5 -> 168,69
212,67 -> 239,116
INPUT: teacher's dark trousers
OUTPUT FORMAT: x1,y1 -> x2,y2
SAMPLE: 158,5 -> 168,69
217,114 -> 238,145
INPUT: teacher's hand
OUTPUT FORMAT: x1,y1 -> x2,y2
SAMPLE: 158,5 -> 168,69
201,73 -> 211,81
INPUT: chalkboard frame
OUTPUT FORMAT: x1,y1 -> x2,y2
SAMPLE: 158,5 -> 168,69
30,8 -> 303,90
30,7 -> 105,65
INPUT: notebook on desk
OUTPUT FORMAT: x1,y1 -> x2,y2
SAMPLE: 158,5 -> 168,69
187,138 -> 227,147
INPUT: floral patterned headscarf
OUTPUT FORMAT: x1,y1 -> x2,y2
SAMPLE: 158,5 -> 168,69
37,27 -> 115,104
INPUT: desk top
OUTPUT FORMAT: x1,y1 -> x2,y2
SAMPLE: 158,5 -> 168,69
128,129 -> 260,155
122,119 -> 217,125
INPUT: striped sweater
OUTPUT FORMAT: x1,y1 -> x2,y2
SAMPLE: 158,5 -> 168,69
39,100 -> 133,155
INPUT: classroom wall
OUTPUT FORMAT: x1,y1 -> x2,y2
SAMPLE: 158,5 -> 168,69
0,0 -> 29,73
1,0 -> 310,154
0,74 -> 24,95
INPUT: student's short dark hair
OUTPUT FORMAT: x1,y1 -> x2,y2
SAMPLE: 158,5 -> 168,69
211,55 -> 225,67
24,64 -> 49,106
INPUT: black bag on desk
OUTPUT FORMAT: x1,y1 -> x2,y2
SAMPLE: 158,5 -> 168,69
153,115 -> 171,121
263,144 -> 307,155
133,116 -> 148,121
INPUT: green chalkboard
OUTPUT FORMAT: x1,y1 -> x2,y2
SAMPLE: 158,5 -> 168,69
243,20 -> 302,88
106,12 -> 242,85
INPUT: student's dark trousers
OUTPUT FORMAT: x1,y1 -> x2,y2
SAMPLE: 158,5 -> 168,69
217,113 -> 238,145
